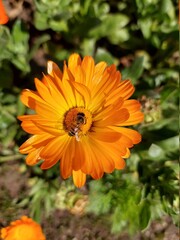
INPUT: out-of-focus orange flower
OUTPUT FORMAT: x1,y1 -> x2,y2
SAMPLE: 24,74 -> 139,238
0,216 -> 46,240
18,53 -> 144,187
0,0 -> 9,24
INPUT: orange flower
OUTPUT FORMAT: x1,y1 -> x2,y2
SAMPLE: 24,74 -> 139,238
18,53 -> 144,187
0,0 -> 9,24
1,216 -> 46,240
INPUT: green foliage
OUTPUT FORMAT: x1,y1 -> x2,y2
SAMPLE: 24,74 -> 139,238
18,166 -> 60,222
122,56 -> 145,84
87,174 -> 152,234
0,0 -> 178,236
0,89 -> 25,159
0,21 -> 30,74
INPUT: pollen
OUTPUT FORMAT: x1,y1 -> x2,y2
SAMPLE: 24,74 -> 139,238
64,107 -> 92,139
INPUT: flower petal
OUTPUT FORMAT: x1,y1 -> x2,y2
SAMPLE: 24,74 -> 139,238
110,127 -> 142,144
68,53 -> 81,76
47,61 -> 63,80
72,170 -> 86,188
89,129 -> 121,142
40,135 -> 69,159
119,112 -> 144,126
20,89 -> 44,109
81,56 -> 95,87
94,108 -> 130,127
60,138 -> 74,179
118,80 -> 135,99
73,139 -> 85,171
25,148 -> 42,166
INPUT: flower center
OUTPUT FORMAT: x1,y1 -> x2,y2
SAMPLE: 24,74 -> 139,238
64,108 -> 92,141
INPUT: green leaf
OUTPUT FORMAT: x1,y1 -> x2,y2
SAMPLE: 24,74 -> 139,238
111,206 -> 126,233
2,124 -> 18,146
80,0 -> 91,15
0,65 -> 13,88
138,18 -> 152,39
12,20 -> 29,44
89,14 -> 129,41
158,136 -> 179,151
121,56 -> 144,84
34,12 -> 48,30
148,143 -> 165,159
17,95 -> 26,116
108,28 -> 129,44
0,26 -> 12,61
28,34 -> 51,61
159,0 -> 175,19
139,200 -> 151,230
50,19 -> 68,32
81,38 -> 96,56
95,48 -> 116,65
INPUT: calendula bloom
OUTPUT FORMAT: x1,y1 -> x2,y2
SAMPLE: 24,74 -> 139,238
1,216 -> 46,240
18,53 -> 144,187
0,0 -> 9,24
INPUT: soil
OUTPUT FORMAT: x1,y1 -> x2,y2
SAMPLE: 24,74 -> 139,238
0,161 -> 179,240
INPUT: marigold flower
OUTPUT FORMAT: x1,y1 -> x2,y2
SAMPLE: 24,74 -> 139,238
0,216 -> 46,240
0,0 -> 9,24
18,53 -> 144,187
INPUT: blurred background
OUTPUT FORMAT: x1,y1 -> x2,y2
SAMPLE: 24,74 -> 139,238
0,0 -> 179,239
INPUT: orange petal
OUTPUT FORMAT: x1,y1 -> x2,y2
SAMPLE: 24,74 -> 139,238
20,89 -> 44,109
62,79 -> 77,107
122,99 -> 142,113
25,148 -> 42,165
32,120 -> 64,136
41,74 -> 69,111
118,80 -> 135,99
88,136 -> 125,172
94,108 -> 129,127
0,0 -> 9,24
122,148 -> 130,158
81,56 -> 95,87
93,97 -> 124,121
19,134 -> 53,153
119,112 -> 144,126
118,134 -> 134,149
68,53 -> 81,76
60,138 -> 74,179
91,65 -> 117,97
86,138 -> 104,179
89,130 -> 121,142
72,170 -> 86,188
114,156 -> 126,169
110,127 -> 142,144
47,61 -> 63,79
71,81 -> 91,108
62,62 -> 75,82
34,78 -> 63,110
92,61 -> 107,84
40,157 -> 59,169
73,139 -> 85,171
34,101 -> 61,119
40,135 -> 68,159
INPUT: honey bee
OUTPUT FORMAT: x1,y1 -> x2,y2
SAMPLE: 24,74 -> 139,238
68,112 -> 86,141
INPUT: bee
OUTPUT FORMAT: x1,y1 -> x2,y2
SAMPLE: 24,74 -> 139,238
68,112 -> 86,141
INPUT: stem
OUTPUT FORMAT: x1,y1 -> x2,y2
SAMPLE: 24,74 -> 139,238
0,154 -> 23,162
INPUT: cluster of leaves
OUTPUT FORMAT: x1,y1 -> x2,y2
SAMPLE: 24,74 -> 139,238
0,0 -> 178,236
87,135 -> 178,234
